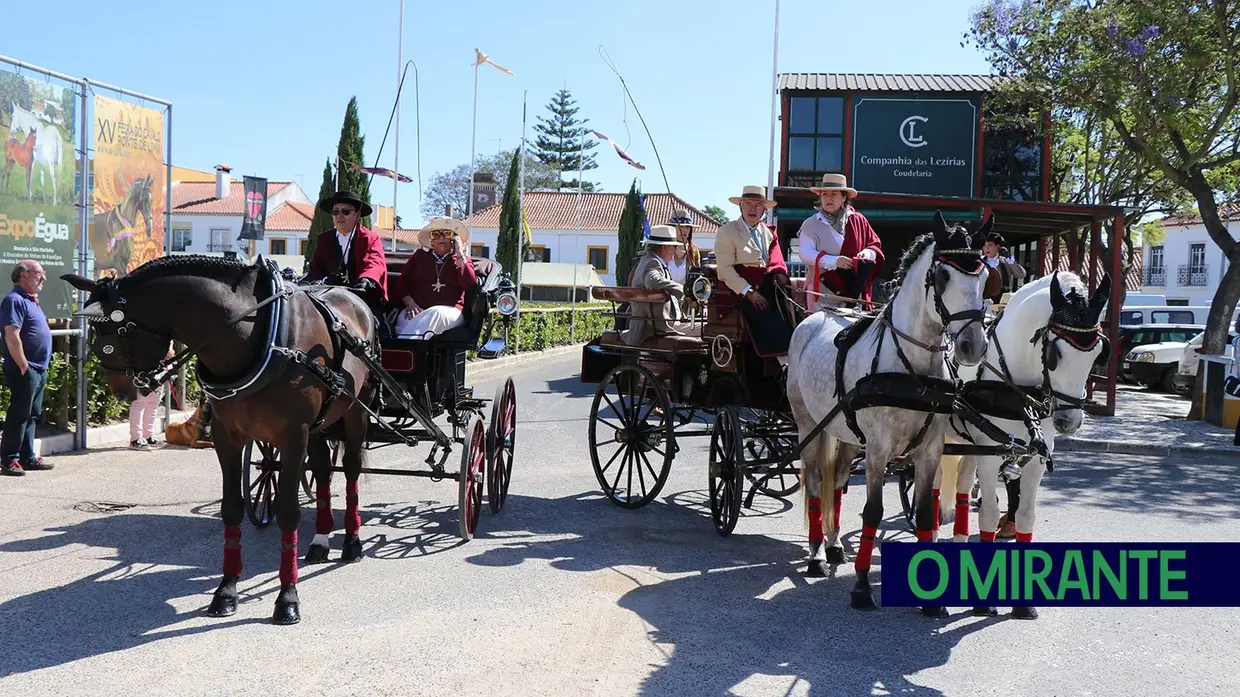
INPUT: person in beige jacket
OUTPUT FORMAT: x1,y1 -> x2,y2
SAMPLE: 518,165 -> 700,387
713,185 -> 793,356
620,225 -> 687,346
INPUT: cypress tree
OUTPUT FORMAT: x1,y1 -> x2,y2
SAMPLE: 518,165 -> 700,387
615,179 -> 646,286
496,150 -> 522,283
304,97 -> 371,266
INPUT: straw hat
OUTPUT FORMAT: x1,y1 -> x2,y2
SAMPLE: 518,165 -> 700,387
809,173 -> 858,197
667,207 -> 697,228
643,225 -> 684,247
417,216 -> 470,249
728,185 -> 777,209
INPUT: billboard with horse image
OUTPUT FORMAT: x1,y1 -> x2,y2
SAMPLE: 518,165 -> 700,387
0,70 -> 78,319
92,94 -> 164,277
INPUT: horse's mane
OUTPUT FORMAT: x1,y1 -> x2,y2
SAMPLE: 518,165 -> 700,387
120,254 -> 254,287
884,231 -> 938,298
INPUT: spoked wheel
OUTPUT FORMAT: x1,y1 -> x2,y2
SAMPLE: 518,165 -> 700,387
738,409 -> 801,499
588,364 -> 675,508
486,377 -> 517,514
708,406 -> 745,536
457,414 -> 486,541
243,441 -> 281,528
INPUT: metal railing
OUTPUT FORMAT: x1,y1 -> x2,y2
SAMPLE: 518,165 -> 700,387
1143,267 -> 1166,286
1177,264 -> 1208,286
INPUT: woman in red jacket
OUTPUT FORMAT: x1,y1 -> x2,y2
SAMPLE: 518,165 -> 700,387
392,217 -> 477,339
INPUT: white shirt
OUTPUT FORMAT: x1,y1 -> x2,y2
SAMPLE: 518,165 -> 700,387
668,255 -> 687,285
336,227 -> 356,258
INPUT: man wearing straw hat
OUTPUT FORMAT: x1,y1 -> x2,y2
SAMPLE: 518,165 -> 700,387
713,185 -> 793,357
621,225 -> 687,347
796,173 -> 884,312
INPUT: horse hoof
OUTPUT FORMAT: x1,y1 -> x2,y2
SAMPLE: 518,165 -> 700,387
972,606 -> 999,617
272,601 -> 301,625
920,606 -> 949,618
1012,606 -> 1039,620
806,559 -> 827,577
851,590 -> 878,610
206,594 -> 237,617
341,536 -> 363,563
825,546 -> 846,564
304,544 -> 331,565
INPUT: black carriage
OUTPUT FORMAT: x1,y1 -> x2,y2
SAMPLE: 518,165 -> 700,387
243,253 -> 519,541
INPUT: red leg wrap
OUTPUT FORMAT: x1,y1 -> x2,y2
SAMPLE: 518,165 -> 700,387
345,480 -> 361,535
1015,531 -> 1033,543
807,497 -> 823,544
223,525 -> 242,577
953,492 -> 970,538
855,525 -> 878,572
932,488 -> 941,532
915,528 -> 934,542
833,489 -> 844,531
980,531 -> 996,542
280,530 -> 298,585
315,479 -> 333,535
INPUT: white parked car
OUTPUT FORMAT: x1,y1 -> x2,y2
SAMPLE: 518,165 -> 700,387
1173,330 -> 1239,395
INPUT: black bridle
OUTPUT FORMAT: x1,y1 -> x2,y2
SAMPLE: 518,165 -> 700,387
981,312 -> 1106,415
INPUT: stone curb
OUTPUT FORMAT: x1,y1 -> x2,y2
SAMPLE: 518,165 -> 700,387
35,408 -> 198,457
465,343 -> 585,376
1054,435 -> 1239,458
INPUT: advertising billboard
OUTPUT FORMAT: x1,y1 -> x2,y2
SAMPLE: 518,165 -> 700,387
850,97 -> 979,198
0,70 -> 78,318
91,94 -> 165,276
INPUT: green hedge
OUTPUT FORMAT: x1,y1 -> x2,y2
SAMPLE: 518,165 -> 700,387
472,308 -> 611,358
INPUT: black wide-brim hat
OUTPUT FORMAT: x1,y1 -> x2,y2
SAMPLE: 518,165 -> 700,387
318,190 -> 373,218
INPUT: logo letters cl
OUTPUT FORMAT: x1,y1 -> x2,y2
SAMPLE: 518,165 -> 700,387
900,115 -> 928,148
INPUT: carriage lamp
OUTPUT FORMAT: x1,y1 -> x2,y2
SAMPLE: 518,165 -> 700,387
496,292 -> 519,316
691,276 -> 712,303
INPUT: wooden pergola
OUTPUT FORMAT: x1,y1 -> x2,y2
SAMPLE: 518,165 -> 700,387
773,188 -> 1129,416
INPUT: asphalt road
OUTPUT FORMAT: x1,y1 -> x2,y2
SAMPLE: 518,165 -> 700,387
1,350 -> 1238,696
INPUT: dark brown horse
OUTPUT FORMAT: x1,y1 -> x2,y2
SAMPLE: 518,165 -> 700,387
63,254 -> 375,624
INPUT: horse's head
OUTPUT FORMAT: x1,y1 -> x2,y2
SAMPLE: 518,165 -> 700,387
61,273 -> 172,396
1039,271 -> 1110,433
925,211 -> 990,365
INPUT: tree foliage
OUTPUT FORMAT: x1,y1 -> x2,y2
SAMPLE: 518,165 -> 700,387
532,89 -> 599,192
421,148 -> 560,221
967,0 -> 1240,416
304,97 -> 372,265
497,150 -> 523,283
616,180 -> 647,285
701,204 -> 730,225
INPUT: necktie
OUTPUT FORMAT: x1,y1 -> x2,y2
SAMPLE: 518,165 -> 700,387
748,223 -> 767,265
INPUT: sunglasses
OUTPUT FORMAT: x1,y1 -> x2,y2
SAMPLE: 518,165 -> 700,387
429,230 -> 454,240
331,208 -> 357,216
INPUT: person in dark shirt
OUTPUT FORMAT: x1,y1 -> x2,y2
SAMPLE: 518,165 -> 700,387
391,216 -> 477,339
2,260 -> 55,476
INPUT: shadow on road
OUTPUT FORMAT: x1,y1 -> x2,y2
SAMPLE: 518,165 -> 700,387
464,491 -> 992,696
1046,451 -> 1240,523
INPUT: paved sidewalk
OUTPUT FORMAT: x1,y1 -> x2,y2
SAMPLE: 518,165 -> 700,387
1057,384 -> 1239,456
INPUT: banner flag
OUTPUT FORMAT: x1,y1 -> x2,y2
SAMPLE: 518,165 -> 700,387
474,49 -> 516,76
590,129 -> 646,170
239,175 -> 267,241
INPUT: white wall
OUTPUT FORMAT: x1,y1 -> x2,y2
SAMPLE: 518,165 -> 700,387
466,226 -> 719,286
1141,221 -> 1239,305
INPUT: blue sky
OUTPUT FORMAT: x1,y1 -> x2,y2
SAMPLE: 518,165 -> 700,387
4,0 -> 992,228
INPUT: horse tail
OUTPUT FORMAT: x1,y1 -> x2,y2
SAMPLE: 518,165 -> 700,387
819,433 -> 839,533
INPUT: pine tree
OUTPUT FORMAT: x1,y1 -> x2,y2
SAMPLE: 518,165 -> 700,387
496,150 -> 523,285
615,179 -> 646,286
532,89 -> 599,192
303,97 -> 372,266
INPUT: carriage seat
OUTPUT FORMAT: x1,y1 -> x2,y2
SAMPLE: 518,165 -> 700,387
383,256 -> 498,350
599,328 -> 702,353
591,286 -> 671,304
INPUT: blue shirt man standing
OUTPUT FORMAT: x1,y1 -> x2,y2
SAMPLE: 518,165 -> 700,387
2,260 -> 56,476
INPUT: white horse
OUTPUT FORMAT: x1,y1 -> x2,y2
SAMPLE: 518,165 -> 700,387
10,103 -> 64,205
945,270 -> 1110,620
787,211 -> 993,613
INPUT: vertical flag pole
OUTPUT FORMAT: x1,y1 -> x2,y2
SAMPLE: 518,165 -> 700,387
468,55 -> 480,241
393,0 -> 404,251
571,125 -> 584,344
516,89 -> 527,353
765,0 -> 781,228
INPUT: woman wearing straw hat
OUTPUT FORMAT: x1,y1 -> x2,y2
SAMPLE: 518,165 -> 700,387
796,173 -> 884,312
714,185 -> 794,357
620,225 -> 687,347
666,208 -> 702,286
389,216 -> 478,340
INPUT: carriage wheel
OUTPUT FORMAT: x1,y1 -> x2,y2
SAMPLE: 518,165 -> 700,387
486,377 -> 517,514
588,364 -> 675,509
457,414 -> 486,541
708,406 -> 745,536
242,441 -> 280,528
738,409 -> 801,499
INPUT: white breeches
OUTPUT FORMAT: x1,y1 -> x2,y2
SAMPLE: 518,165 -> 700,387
394,306 -> 465,340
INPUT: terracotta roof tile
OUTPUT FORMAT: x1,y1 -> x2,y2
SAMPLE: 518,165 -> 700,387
371,227 -> 423,246
1160,203 -> 1240,227
171,180 -> 292,215
265,202 -> 315,231
466,192 -> 725,233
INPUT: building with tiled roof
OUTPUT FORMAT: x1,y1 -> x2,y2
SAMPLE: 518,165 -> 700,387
465,191 -> 726,286
169,164 -> 314,260
1139,204 -> 1240,304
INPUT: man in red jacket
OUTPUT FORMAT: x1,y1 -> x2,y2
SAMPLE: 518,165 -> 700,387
305,190 -> 388,312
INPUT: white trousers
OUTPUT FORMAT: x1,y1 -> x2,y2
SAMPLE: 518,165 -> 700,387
394,306 -> 465,340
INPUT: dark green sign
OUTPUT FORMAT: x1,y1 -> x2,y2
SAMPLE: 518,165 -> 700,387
850,97 -> 978,198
